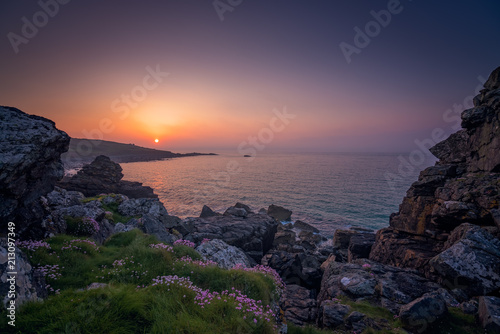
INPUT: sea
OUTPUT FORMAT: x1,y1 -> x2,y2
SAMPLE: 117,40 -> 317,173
121,152 -> 436,237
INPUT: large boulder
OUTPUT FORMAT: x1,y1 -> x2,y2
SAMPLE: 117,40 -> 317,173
58,155 -> 157,198
118,198 -> 184,242
195,239 -> 255,269
188,208 -> 278,262
370,66 -> 500,276
0,106 -> 70,239
398,291 -> 448,333
428,223 -> 500,297
267,204 -> 292,222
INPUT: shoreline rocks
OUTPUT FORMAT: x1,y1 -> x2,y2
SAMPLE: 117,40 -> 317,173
58,155 -> 157,199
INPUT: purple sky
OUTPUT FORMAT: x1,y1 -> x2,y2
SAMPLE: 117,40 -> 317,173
1,0 -> 499,153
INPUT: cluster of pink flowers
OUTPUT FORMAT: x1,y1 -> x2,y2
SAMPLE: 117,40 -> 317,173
173,239 -> 196,248
194,287 -> 275,324
175,256 -> 218,268
150,275 -> 200,290
201,238 -> 211,244
232,264 -> 285,294
38,264 -> 62,280
148,275 -> 275,324
149,243 -> 174,252
16,240 -> 51,251
362,263 -> 371,269
36,264 -> 62,295
61,239 -> 99,252
45,284 -> 61,295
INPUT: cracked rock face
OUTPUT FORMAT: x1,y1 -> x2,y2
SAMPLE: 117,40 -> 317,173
0,106 -> 70,239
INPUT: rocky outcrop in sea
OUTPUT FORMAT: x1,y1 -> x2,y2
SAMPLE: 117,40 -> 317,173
58,155 -> 157,199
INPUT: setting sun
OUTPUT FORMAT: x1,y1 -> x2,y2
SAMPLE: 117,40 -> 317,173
154,139 -> 159,143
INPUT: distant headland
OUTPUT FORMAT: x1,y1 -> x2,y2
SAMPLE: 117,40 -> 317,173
61,138 -> 217,169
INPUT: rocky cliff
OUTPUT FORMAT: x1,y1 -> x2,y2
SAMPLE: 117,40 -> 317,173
370,67 -> 500,287
0,106 -> 69,239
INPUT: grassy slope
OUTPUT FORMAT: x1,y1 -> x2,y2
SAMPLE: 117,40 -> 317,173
1,230 -> 278,334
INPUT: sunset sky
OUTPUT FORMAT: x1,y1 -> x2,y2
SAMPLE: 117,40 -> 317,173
1,1 -> 499,153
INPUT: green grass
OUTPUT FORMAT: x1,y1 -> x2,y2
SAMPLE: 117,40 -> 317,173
1,230 -> 280,333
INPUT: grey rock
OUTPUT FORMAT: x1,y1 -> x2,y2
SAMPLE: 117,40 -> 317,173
262,250 -> 322,290
429,130 -> 469,164
195,239 -> 255,269
461,105 -> 495,130
293,220 -> 320,233
113,223 -> 135,234
234,202 -> 253,214
224,206 -> 248,218
1,238 -> 47,309
199,205 -> 218,218
345,311 -> 367,332
267,204 -> 292,222
429,223 -> 500,297
320,302 -> 350,328
0,106 -> 70,239
478,296 -> 500,331
318,260 -> 442,315
45,187 -> 85,209
140,214 -> 176,244
189,213 -> 278,262
119,198 -> 171,223
399,291 -> 448,333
